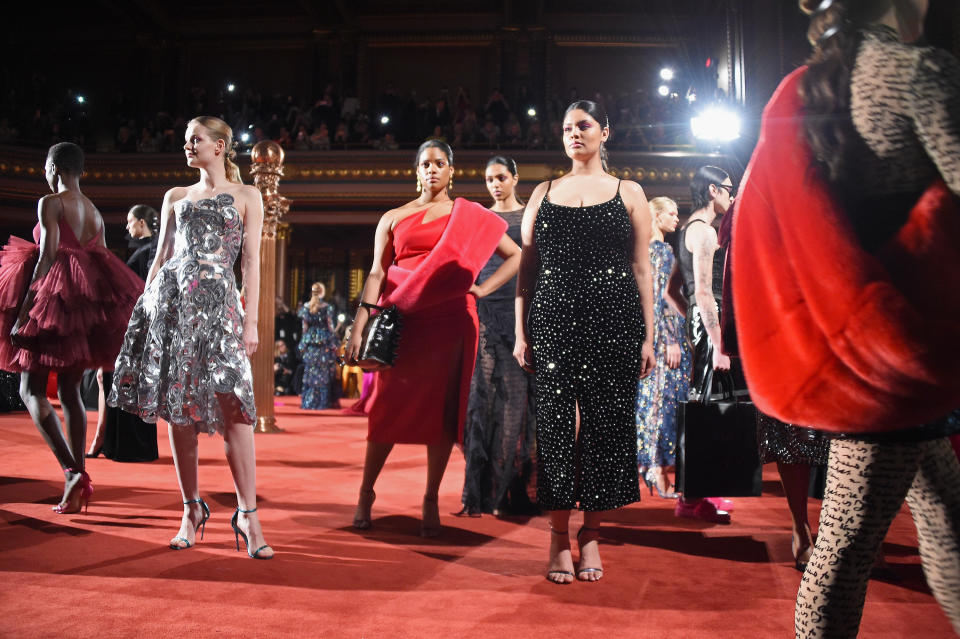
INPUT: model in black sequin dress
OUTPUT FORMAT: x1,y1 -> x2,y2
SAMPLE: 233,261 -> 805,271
529,180 -> 645,511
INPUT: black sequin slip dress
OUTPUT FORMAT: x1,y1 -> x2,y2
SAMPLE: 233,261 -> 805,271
529,179 -> 645,511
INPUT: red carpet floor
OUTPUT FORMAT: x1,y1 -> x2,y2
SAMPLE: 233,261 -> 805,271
0,397 -> 955,638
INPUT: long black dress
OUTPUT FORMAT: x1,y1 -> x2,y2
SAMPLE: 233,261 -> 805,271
529,180 -> 645,511
101,234 -> 159,462
461,209 -> 537,515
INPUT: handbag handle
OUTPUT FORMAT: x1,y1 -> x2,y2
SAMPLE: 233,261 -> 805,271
696,366 -> 743,406
358,301 -> 389,313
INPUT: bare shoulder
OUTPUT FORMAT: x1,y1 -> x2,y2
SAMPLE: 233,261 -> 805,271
619,179 -> 646,199
238,184 -> 262,201
163,186 -> 189,206
687,220 -> 718,248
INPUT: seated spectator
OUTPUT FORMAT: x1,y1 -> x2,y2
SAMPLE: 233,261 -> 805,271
293,125 -> 311,150
116,124 -> 136,152
311,123 -> 331,150
333,122 -> 349,147
137,127 -> 159,152
274,340 -> 296,395
479,116 -> 499,148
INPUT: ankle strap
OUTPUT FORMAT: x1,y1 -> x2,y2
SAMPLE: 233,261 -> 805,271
237,506 -> 258,514
183,498 -> 204,505
550,527 -> 569,535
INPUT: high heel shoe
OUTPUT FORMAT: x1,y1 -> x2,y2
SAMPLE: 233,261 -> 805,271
84,445 -> 103,459
231,506 -> 274,559
576,525 -> 604,582
791,524 -> 814,572
421,495 -> 441,538
53,469 -> 93,514
169,498 -> 211,550
645,468 -> 679,499
353,489 -> 375,530
674,497 -> 731,524
546,527 -> 575,584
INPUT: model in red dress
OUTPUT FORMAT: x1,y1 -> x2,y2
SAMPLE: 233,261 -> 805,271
344,140 -> 521,537
0,142 -> 142,513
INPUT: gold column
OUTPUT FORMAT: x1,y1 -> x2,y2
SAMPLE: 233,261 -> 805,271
250,141 -> 291,434
276,222 -> 291,302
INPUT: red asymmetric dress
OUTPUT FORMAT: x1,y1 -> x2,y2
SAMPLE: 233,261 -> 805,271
367,198 -> 507,445
0,218 -> 142,373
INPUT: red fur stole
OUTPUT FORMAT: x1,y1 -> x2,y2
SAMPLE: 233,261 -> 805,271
731,67 -> 960,433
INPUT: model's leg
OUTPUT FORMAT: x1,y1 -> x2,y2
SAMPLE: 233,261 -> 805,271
168,423 -> 208,548
223,420 -> 273,558
354,440 -> 394,528
778,461 -> 814,568
904,438 -> 960,634
576,509 -> 605,581
56,370 -> 87,474
795,439 -> 920,638
21,370 -> 86,506
422,440 -> 454,536
86,368 -> 107,455
547,509 -> 574,584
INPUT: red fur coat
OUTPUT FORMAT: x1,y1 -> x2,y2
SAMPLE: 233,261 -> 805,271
731,67 -> 960,433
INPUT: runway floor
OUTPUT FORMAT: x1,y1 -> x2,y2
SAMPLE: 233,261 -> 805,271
0,397 -> 955,638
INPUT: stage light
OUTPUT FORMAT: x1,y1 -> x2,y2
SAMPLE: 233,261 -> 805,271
657,85 -> 670,97
527,107 -> 536,117
380,115 -> 390,125
659,67 -> 674,81
686,90 -> 697,103
227,83 -> 235,93
690,106 -> 741,142
248,124 -> 254,129
240,132 -> 251,142
76,95 -> 86,104
337,313 -> 346,323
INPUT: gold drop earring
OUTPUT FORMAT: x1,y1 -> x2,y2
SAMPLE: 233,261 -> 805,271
416,177 -> 422,193
448,173 -> 454,191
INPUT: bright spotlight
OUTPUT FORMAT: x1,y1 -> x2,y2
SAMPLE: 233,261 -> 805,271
227,83 -> 236,92
76,95 -> 86,104
240,132 -> 251,143
657,85 -> 670,97
686,91 -> 697,103
380,115 -> 390,125
659,68 -> 674,81
690,107 -> 742,142
526,107 -> 537,117
337,313 -> 346,323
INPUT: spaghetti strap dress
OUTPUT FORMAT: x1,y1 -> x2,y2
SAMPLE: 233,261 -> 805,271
529,180 -> 645,511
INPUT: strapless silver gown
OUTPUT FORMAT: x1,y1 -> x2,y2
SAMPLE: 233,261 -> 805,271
109,193 -> 256,434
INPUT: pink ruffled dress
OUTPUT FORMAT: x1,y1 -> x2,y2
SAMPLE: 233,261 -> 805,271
0,218 -> 142,372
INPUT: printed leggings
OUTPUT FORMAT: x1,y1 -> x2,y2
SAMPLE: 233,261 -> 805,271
795,437 -> 960,638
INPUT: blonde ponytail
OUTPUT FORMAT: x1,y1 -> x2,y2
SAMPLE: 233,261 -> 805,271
189,115 -> 242,184
225,148 -> 242,184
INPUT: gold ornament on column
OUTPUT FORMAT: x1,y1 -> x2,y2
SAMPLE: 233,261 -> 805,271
249,140 -> 292,434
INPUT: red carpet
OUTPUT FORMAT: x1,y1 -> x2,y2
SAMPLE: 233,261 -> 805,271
0,398 -> 955,638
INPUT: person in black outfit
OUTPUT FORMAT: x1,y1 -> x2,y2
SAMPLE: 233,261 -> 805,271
457,156 -> 537,518
515,100 -> 656,584
85,204 -> 159,462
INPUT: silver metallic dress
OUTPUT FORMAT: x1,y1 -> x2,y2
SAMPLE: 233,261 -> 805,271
109,193 -> 256,434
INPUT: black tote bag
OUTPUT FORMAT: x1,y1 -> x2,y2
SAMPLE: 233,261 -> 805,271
676,368 -> 763,498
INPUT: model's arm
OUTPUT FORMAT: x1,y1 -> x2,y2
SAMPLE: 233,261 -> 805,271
11,197 -> 60,338
343,210 -> 397,363
513,181 -> 547,373
240,186 -> 265,358
145,188 -> 181,285
470,233 -> 521,298
688,223 -> 729,370
623,181 -> 656,378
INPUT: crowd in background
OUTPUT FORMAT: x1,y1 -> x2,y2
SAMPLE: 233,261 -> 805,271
0,75 -> 701,153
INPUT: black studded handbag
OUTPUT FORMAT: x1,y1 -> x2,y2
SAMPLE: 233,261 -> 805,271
356,302 -> 403,370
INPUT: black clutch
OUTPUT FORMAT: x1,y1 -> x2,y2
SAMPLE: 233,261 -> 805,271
357,302 -> 403,370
